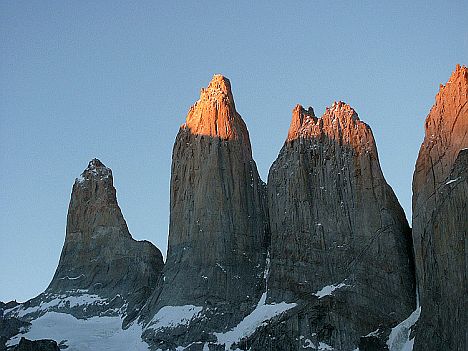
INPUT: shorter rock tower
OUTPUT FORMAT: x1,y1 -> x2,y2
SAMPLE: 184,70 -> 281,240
47,159 -> 164,316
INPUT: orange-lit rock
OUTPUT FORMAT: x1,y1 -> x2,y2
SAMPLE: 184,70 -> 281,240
142,75 -> 269,348
264,101 -> 415,349
412,64 -> 468,351
48,159 -> 164,310
183,74 -> 251,150
287,101 -> 375,155
413,64 -> 468,195
286,104 -> 316,141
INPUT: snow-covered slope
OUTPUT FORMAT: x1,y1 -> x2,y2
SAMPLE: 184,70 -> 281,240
6,312 -> 149,351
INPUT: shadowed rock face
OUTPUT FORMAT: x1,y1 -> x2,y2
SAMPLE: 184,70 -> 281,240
412,65 -> 468,351
1,160 -> 164,348
13,337 -> 59,351
0,314 -> 30,351
263,102 -> 415,349
46,159 -> 164,316
142,75 -> 270,348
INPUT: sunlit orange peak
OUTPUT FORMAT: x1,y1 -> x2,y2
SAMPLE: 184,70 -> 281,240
182,75 -> 249,143
287,104 -> 316,141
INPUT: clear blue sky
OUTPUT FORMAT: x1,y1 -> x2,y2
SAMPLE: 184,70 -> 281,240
1,1 -> 466,302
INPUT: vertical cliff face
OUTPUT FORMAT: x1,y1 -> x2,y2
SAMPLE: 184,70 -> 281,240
264,102 -> 415,349
47,159 -> 164,316
143,75 -> 270,346
412,65 -> 468,351
162,75 -> 269,306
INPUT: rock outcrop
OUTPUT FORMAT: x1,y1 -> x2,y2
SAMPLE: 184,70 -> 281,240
142,75 -> 270,348
0,310 -> 30,351
48,159 -> 163,302
260,102 -> 416,349
4,69 -> 466,350
4,159 -> 164,327
412,64 -> 468,351
13,338 -> 60,351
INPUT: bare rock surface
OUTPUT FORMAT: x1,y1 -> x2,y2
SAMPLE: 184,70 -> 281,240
44,158 -> 163,321
48,159 -> 163,308
4,69 -> 467,350
142,75 -> 270,348
412,65 -> 468,351
0,313 -> 30,351
4,159 -> 164,332
261,102 -> 416,350
13,337 -> 59,351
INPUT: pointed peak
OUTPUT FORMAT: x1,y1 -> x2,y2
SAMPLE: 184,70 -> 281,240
208,74 -> 231,90
440,64 -> 467,89
183,75 -> 250,145
198,74 -> 233,103
76,158 -> 112,185
434,64 -> 468,108
324,101 -> 359,121
454,63 -> 467,76
293,104 -> 315,116
287,104 -> 316,141
87,158 -> 106,170
325,100 -> 355,113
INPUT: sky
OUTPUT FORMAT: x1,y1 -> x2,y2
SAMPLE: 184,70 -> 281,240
1,1 -> 467,302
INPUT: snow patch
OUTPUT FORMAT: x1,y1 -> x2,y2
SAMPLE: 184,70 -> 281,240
387,307 -> 421,351
318,341 -> 334,350
76,174 -> 86,183
216,263 -> 226,272
146,305 -> 203,331
10,294 -> 107,318
445,177 -> 460,185
63,294 -> 107,308
214,293 -> 296,348
314,282 -> 347,299
58,274 -> 85,280
364,328 -> 380,337
6,311 -> 149,351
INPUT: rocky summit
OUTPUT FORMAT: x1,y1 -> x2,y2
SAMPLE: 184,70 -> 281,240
258,102 -> 415,350
1,67 -> 466,351
2,159 -> 164,344
412,64 -> 468,351
141,74 -> 270,349
48,159 -> 163,301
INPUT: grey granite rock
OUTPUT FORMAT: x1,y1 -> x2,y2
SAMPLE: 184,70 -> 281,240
412,65 -> 468,351
4,159 -> 164,327
0,314 -> 30,351
6,69 -> 466,350
142,75 -> 270,348
261,102 -> 416,350
48,158 -> 164,297
13,338 -> 59,351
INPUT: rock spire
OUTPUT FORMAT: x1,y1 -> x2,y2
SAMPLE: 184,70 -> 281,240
142,75 -> 270,348
183,74 -> 251,149
412,64 -> 468,351
47,158 -> 164,318
261,101 -> 416,349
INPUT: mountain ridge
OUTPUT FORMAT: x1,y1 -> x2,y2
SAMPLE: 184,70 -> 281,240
1,65 -> 466,351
